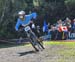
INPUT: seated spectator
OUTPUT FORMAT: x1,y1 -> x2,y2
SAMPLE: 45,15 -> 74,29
50,25 -> 58,40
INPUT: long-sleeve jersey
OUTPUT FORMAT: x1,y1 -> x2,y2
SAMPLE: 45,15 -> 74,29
15,12 -> 37,31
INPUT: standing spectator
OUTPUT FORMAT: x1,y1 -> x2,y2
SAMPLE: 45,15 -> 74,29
36,25 -> 42,38
47,22 -> 51,29
47,22 -> 51,36
55,19 -> 63,40
72,19 -> 75,32
64,18 -> 72,39
43,20 -> 48,35
56,24 -> 63,40
56,19 -> 63,28
65,18 -> 72,31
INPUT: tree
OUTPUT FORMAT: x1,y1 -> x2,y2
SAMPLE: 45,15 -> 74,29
0,0 -> 75,39
65,0 -> 75,18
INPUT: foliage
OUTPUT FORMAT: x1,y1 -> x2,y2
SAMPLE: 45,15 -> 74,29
0,0 -> 75,39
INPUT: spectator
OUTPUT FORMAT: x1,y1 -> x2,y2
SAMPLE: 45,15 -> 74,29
56,19 -> 63,28
50,25 -> 57,40
65,18 -> 72,32
72,19 -> 75,32
43,20 -> 48,35
47,22 -> 51,36
36,25 -> 42,38
56,23 -> 68,40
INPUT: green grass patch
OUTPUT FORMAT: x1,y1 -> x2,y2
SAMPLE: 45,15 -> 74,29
44,41 -> 75,62
44,41 -> 75,47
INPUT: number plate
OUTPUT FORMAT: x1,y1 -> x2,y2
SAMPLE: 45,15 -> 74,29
24,26 -> 31,32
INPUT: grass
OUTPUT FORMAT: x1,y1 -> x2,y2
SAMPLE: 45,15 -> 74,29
44,41 -> 75,62
44,41 -> 75,47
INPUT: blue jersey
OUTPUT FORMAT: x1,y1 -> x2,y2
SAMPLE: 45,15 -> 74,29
15,12 -> 37,31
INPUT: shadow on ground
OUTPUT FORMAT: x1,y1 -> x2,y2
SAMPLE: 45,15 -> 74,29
19,50 -> 37,56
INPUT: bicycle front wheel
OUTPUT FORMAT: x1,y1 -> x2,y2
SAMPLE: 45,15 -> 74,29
29,31 -> 45,51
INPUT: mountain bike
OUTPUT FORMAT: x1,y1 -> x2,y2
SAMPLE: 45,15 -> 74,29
23,24 -> 45,51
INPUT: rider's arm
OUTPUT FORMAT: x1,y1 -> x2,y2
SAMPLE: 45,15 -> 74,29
31,12 -> 37,19
15,19 -> 21,31
27,12 -> 37,20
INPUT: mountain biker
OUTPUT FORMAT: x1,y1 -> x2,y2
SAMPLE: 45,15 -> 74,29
15,10 -> 43,41
15,11 -> 44,51
15,10 -> 37,44
15,10 -> 37,31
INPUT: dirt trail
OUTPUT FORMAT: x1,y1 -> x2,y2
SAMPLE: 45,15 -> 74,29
0,44 -> 75,62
